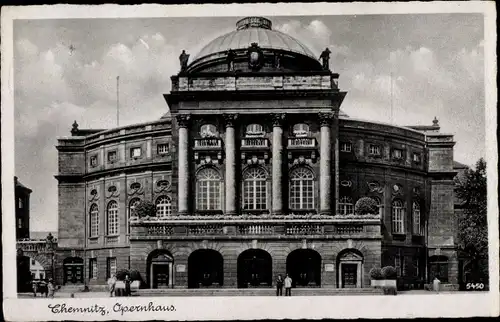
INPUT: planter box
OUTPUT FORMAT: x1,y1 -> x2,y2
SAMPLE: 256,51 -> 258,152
371,280 -> 396,288
131,281 -> 141,291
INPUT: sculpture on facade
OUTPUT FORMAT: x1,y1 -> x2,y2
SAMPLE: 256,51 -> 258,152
319,48 -> 331,70
179,50 -> 190,72
273,52 -> 282,69
46,233 -> 54,251
226,49 -> 236,71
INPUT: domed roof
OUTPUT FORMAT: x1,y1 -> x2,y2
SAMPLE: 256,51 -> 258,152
191,17 -> 317,63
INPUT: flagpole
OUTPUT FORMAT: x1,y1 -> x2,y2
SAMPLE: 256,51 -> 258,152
116,76 -> 120,127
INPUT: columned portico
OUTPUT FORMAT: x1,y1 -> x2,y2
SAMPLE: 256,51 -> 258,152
176,114 -> 190,215
319,112 -> 333,215
224,114 -> 238,215
271,113 -> 285,215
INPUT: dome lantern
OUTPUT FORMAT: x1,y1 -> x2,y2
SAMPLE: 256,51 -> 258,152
236,17 -> 272,30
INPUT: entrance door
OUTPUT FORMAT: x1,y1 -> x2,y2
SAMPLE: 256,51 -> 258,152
286,249 -> 322,287
152,264 -> 170,289
237,249 -> 272,288
342,264 -> 357,288
63,257 -> 84,284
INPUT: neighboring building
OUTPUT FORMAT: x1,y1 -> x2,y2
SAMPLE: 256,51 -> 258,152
54,17 -> 460,290
15,176 -> 32,240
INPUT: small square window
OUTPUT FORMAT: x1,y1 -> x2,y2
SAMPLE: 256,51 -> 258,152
130,147 -> 142,158
393,149 -> 403,159
413,153 -> 421,163
369,144 -> 381,155
90,156 -> 98,167
157,144 -> 169,155
108,151 -> 117,162
340,142 -> 352,152
18,198 -> 23,208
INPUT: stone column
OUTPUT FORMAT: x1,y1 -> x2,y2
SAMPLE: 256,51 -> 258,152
176,115 -> 190,215
272,113 -> 285,215
319,112 -> 333,215
223,114 -> 238,215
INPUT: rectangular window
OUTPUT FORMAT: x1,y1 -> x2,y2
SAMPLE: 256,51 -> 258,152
414,258 -> 420,277
243,181 -> 267,210
18,218 -> 22,229
89,258 -> 98,280
157,144 -> 169,155
19,198 -> 23,208
393,149 -> 403,159
413,209 -> 421,235
40,272 -> 45,280
369,144 -> 381,155
130,147 -> 142,158
289,180 -> 314,210
31,259 -> 35,266
413,153 -> 421,163
90,155 -> 98,167
108,151 -> 117,162
340,142 -> 352,152
107,257 -> 117,279
197,181 -> 221,210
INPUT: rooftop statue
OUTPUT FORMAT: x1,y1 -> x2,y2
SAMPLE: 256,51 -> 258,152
179,50 -> 190,72
226,49 -> 236,71
319,48 -> 331,70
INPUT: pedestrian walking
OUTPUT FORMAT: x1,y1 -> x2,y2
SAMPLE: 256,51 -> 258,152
47,279 -> 55,298
284,274 -> 292,296
276,274 -> 284,296
125,275 -> 131,297
107,274 -> 117,297
433,276 -> 441,293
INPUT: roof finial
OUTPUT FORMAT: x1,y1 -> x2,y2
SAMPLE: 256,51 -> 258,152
71,120 -> 79,135
432,116 -> 439,127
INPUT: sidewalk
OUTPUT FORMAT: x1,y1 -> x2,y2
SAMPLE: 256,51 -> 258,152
18,292 -> 110,298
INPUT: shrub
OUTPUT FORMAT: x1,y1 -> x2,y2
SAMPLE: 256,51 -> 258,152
133,200 -> 157,218
115,269 -> 130,281
129,269 -> 142,282
381,266 -> 397,280
355,197 -> 379,215
369,267 -> 383,280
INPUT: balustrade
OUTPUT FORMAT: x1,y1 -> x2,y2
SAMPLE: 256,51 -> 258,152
285,224 -> 323,235
238,224 -> 274,235
287,137 -> 316,148
194,138 -> 222,148
336,225 -> 364,234
148,225 -> 174,236
106,236 -> 120,245
188,225 -> 224,235
241,138 -> 268,148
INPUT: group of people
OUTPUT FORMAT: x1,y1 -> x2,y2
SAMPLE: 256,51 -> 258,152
107,274 -> 132,297
32,278 -> 55,298
275,274 -> 293,296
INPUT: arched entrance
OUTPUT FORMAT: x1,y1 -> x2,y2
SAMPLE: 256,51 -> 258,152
237,249 -> 272,288
188,249 -> 223,288
286,249 -> 321,287
147,250 -> 174,289
63,257 -> 84,284
337,249 -> 363,288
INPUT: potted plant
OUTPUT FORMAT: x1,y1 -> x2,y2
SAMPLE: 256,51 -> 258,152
355,197 -> 379,216
129,269 -> 142,291
381,266 -> 398,295
369,267 -> 383,288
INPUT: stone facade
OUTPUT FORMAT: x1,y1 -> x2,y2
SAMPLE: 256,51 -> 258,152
15,176 -> 32,240
53,16 -> 459,290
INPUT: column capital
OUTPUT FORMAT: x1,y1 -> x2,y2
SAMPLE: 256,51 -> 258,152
222,113 -> 239,127
271,113 -> 286,127
318,112 -> 334,127
176,114 -> 191,128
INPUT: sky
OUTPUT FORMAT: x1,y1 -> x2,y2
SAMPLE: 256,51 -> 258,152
13,14 -> 485,233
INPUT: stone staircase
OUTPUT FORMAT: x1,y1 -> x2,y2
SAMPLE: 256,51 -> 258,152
136,287 -> 383,297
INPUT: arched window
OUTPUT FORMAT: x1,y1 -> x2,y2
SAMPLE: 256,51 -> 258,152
293,123 -> 309,137
156,196 -> 172,218
392,200 -> 405,234
338,196 -> 354,215
242,167 -> 267,210
89,204 -> 99,238
196,168 -> 222,210
412,201 -> 421,235
289,167 -> 315,210
200,124 -> 218,137
372,197 -> 384,217
107,201 -> 119,236
128,198 -> 140,234
246,124 -> 264,136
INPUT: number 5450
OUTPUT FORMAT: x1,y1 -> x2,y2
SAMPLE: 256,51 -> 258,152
466,283 -> 485,290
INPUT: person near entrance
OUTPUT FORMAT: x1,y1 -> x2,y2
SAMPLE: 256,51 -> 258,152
47,279 -> 55,298
125,275 -> 131,296
276,274 -> 284,296
284,274 -> 292,296
107,274 -> 117,297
